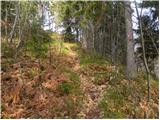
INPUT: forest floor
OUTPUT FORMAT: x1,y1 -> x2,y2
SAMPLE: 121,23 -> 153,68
1,40 -> 159,119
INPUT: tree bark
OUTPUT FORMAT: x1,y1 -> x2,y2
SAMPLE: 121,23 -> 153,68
75,27 -> 79,42
134,0 -> 151,102
125,1 -> 137,79
135,1 -> 152,117
5,6 -> 8,42
8,2 -> 19,44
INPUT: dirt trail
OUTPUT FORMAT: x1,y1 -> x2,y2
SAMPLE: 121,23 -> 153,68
67,49 -> 107,118
1,43 -> 106,119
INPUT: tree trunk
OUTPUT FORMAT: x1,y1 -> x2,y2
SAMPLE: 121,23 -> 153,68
75,27 -> 79,42
88,20 -> 95,52
134,0 -> 151,103
5,6 -> 8,42
111,19 -> 116,64
125,1 -> 137,79
8,2 -> 19,44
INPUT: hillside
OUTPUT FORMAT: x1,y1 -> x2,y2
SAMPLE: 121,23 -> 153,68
1,1 -> 159,118
1,40 -> 158,119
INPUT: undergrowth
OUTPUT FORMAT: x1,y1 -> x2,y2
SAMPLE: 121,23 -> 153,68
99,72 -> 159,119
76,45 -> 158,119
79,51 -> 110,66
56,66 -> 83,118
1,40 -> 158,119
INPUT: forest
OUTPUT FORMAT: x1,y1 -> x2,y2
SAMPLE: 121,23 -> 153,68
1,1 -> 159,119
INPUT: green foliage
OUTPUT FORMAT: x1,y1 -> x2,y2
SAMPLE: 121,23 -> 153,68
63,33 -> 75,42
1,42 -> 15,59
64,96 -> 77,118
25,22 -> 52,58
94,72 -> 111,85
59,66 -> 83,100
51,40 -> 70,55
135,1 -> 159,68
64,97 -> 74,113
50,35 -> 79,55
63,67 -> 80,82
1,1 -> 158,118
57,66 -> 83,118
58,66 -> 81,96
99,70 -> 159,118
50,2 -> 75,41
28,68 -> 39,79
58,81 -> 72,96
26,39 -> 48,58
79,52 -> 109,66
62,67 -> 80,92
99,84 -> 129,118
